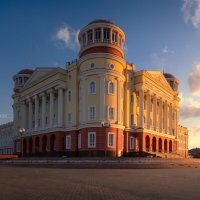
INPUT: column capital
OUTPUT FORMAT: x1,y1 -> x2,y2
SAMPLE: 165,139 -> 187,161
39,92 -> 46,97
47,88 -> 54,94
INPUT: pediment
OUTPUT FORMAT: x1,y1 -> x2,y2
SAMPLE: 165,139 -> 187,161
146,71 -> 172,91
23,67 -> 59,87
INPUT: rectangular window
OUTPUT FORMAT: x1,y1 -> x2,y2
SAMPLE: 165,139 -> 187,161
88,132 -> 96,148
78,134 -> 81,149
67,113 -> 72,125
108,132 -> 115,148
130,136 -> 134,150
130,114 -> 134,126
108,107 -> 114,120
89,106 -> 96,120
130,94 -> 133,103
66,135 -> 71,149
87,30 -> 93,42
95,29 -> 101,41
104,29 -> 110,40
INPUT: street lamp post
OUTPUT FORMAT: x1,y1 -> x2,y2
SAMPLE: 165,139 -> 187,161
19,128 -> 25,158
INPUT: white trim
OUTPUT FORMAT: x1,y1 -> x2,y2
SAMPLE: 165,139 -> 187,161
88,132 -> 96,148
107,132 -> 115,148
66,135 -> 71,149
108,81 -> 115,94
89,80 -> 96,94
108,106 -> 115,121
88,105 -> 96,121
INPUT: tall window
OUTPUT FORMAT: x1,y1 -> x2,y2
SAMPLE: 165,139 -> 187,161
66,135 -> 71,149
108,81 -> 114,94
88,132 -> 96,148
112,31 -> 117,43
108,107 -> 114,120
103,29 -> 110,41
130,114 -> 134,126
68,91 -> 72,102
89,106 -> 96,120
78,134 -> 81,149
130,136 -> 134,150
67,113 -> 72,125
108,132 -> 115,147
87,30 -> 93,43
95,29 -> 101,41
130,95 -> 133,103
90,81 -> 96,94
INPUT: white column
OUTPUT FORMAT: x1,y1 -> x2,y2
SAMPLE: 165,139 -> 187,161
99,75 -> 105,121
41,93 -> 46,129
49,89 -> 54,128
92,28 -> 95,43
58,87 -> 64,127
101,27 -> 104,42
34,95 -> 39,129
165,102 -> 168,133
110,28 -> 112,43
153,95 -> 157,131
117,78 -> 121,123
28,98 -> 32,131
82,78 -> 86,122
139,89 -> 144,128
85,32 -> 88,45
169,104 -> 172,134
159,99 -> 163,132
147,92 -> 151,129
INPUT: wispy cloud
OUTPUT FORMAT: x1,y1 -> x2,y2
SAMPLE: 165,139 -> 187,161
54,25 -> 80,51
182,0 -> 200,29
188,63 -> 200,95
151,53 -> 166,70
162,46 -> 174,54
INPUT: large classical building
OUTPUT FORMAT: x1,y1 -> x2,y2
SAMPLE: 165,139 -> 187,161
1,19 -> 188,158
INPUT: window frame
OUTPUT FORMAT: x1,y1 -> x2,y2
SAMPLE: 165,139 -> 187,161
68,90 -> 72,102
88,106 -> 96,121
89,81 -> 96,94
107,132 -> 115,148
66,135 -> 71,149
108,81 -> 115,94
108,106 -> 115,120
88,132 -> 96,148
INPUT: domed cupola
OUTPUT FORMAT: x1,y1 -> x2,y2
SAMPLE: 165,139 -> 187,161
78,19 -> 125,58
164,73 -> 179,91
13,69 -> 34,93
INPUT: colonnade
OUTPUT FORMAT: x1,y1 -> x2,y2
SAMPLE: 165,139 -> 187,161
23,86 -> 64,131
137,89 -> 178,135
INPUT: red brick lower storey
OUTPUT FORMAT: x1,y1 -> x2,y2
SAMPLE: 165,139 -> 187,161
14,127 -> 178,157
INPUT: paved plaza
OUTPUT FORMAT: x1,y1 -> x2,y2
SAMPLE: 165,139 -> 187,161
0,164 -> 200,200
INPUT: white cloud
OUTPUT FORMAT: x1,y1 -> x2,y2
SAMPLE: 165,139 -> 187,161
188,63 -> 200,95
180,96 -> 200,119
162,46 -> 169,53
182,0 -> 200,29
54,25 -> 80,51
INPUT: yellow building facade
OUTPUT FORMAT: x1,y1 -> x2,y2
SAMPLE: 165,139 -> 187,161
10,19 -> 188,157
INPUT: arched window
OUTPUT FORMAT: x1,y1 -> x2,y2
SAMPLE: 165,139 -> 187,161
68,91 -> 72,102
90,81 -> 96,94
108,81 -> 114,94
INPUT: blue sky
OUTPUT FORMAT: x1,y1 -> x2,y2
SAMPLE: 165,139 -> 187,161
0,0 -> 200,148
